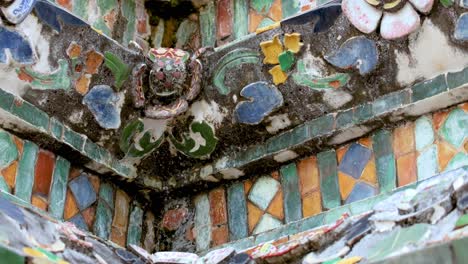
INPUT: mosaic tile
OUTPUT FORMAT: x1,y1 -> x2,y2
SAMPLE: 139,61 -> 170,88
15,141 -> 38,202
33,150 -> 55,197
253,213 -> 282,235
82,206 -> 96,230
0,244 -> 24,263
282,0 -> 300,18
63,126 -> 85,151
433,109 -> 449,131
31,194 -> 48,211
211,225 -> 229,247
346,182 -> 377,204
127,205 -> 143,246
2,161 -> 18,191
216,0 -> 233,39
34,0 -> 86,32
447,67 -> 468,90
437,141 -> 457,171
227,183 -> 248,240
70,213 -> 89,231
162,208 -> 188,231
361,159 -> 377,186
393,123 -> 415,157
354,103 -> 372,123
0,26 -> 34,64
194,194 -> 211,251
200,1 -> 216,47
454,13 -> 468,41
411,74 -> 448,102
266,189 -> 284,221
233,0 -> 249,38
338,143 -> 372,179
248,202 -> 263,234
417,145 -> 439,180
281,163 -> 302,223
251,0 -> 275,14
68,174 -> 97,211
83,85 -> 122,129
64,189 -> 79,220
278,51 -> 295,71
397,153 -> 417,187
111,190 -> 130,247
268,0 -> 282,20
439,108 -> 467,148
317,150 -> 340,209
0,130 -> 18,170
373,130 -> 396,193
415,116 -> 435,151
297,157 -> 320,195
248,176 -> 280,211
373,90 -> 410,116
445,153 -> 468,172
94,183 -> 114,239
302,191 -> 322,218
209,188 -> 227,226
244,180 -> 253,194
338,172 -> 356,200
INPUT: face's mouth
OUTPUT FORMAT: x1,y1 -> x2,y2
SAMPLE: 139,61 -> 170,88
365,0 -> 407,12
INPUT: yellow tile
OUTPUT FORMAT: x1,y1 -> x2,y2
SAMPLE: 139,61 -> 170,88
268,65 -> 288,85
361,158 -> 377,186
284,33 -> 303,53
247,202 -> 263,234
358,137 -> 372,148
297,157 -> 319,195
393,123 -> 415,157
260,35 -> 283,64
267,189 -> 284,220
302,191 -> 322,218
244,179 -> 253,195
338,172 -> 355,200
437,141 -> 457,171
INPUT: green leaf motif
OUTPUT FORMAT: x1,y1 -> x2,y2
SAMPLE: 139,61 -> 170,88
292,59 -> 350,89
104,52 -> 131,90
440,0 -> 453,7
120,119 -> 163,158
169,121 -> 218,158
17,59 -> 71,90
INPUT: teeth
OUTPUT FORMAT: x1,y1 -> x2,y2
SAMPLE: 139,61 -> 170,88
383,0 -> 403,10
366,0 -> 382,6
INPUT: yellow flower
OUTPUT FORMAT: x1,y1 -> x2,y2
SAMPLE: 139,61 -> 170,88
284,33 -> 303,53
260,35 -> 283,65
269,65 -> 288,85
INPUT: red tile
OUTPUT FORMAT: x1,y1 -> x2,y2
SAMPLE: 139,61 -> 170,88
88,174 -> 100,193
271,171 -> 280,180
162,208 -> 188,231
56,0 -> 72,11
82,206 -> 96,230
68,167 -> 82,180
397,152 -> 417,187
217,0 -> 232,39
211,225 -> 229,247
33,150 -> 55,197
209,188 -> 227,226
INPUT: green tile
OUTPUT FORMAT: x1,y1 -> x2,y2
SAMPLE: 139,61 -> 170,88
294,213 -> 324,233
265,124 -> 309,154
417,145 -> 439,180
324,205 -> 351,224
84,140 -> 111,165
306,114 -> 334,137
228,237 -> 255,252
0,245 -> 24,264
0,177 -> 9,193
415,116 -> 434,151
452,236 -> 468,264
255,226 -> 286,244
233,0 -> 249,39
279,51 -> 295,71
48,156 -> 70,219
411,74 -> 448,102
11,99 -> 49,132
49,118 -> 63,140
251,0 -> 274,14
282,0 -> 300,18
354,103 -> 373,123
378,242 -> 453,264
372,90 -> 410,116
280,163 -> 302,223
447,66 -> 468,89
99,182 -> 114,206
439,108 -> 467,148
63,126 -> 85,151
227,182 -> 248,241
200,1 -> 216,47
127,204 -> 144,246
94,182 -> 114,239
372,130 -> 396,193
445,153 -> 468,171
349,193 -> 390,215
0,89 -> 14,111
317,150 -> 340,210
335,109 -> 354,129
15,141 -> 38,202
110,158 -> 132,177
0,130 -> 18,169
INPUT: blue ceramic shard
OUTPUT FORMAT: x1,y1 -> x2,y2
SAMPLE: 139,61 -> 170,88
68,174 -> 97,211
69,213 -> 89,231
0,26 -> 33,64
325,36 -> 378,75
83,85 -> 122,129
454,13 -> 468,41
339,143 -> 372,179
0,196 -> 25,225
234,82 -> 283,125
34,0 -> 87,32
345,182 -> 377,204
1,0 -> 37,24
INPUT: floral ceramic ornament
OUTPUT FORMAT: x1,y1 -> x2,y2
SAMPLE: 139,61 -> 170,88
0,0 -> 37,24
260,33 -> 303,85
342,0 -> 434,39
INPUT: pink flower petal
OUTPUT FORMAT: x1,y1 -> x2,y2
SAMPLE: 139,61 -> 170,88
381,4 -> 421,40
409,0 -> 434,13
342,0 -> 383,34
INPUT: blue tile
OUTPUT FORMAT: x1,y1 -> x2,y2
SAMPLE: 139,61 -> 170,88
83,85 -> 122,129
324,36 -> 378,75
68,174 -> 97,211
69,213 -> 89,231
34,0 -> 87,32
345,182 -> 377,204
227,182 -> 248,241
454,13 -> 468,41
0,196 -> 25,225
339,143 -> 372,179
234,82 -> 283,125
281,4 -> 341,33
415,116 -> 434,151
280,163 -> 302,223
0,26 -> 33,64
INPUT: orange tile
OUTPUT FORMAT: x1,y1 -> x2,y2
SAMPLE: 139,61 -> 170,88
336,145 -> 349,163
361,158 -> 378,186
397,152 -> 417,187
111,226 -> 127,247
301,5 -> 311,12
302,191 -> 322,218
88,174 -> 100,193
249,9 -> 265,33
433,110 -> 450,131
460,102 -> 468,112
392,123 -> 415,157
112,190 -> 130,228
247,202 -> 263,234
32,194 -> 48,211
267,189 -> 284,220
358,137 -> 372,148
297,157 -> 319,195
271,171 -> 280,180
465,141 -> 468,152
211,225 -> 229,247
338,172 -> 355,200
244,180 -> 253,195
438,141 -> 457,171
64,189 -> 79,220
2,161 -> 18,189
13,136 -> 23,156
84,50 -> 104,74
82,206 -> 96,230
209,187 -> 227,225
268,0 -> 282,21
68,167 -> 82,180
33,150 -> 55,196
271,236 -> 288,246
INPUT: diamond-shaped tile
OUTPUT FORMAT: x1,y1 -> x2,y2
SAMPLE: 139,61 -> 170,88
440,108 -> 467,148
345,182 -> 377,204
338,143 -> 372,179
69,174 -> 97,211
248,176 -> 280,210
252,213 -> 282,235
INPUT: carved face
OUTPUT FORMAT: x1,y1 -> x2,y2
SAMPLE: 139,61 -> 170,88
365,0 -> 407,12
148,48 -> 190,97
